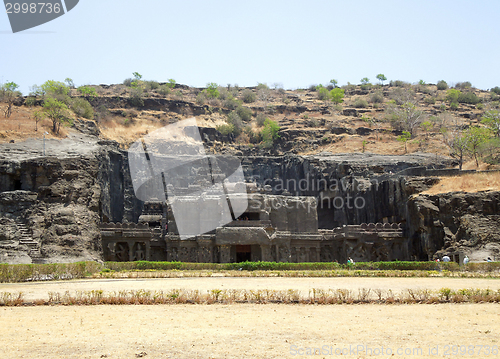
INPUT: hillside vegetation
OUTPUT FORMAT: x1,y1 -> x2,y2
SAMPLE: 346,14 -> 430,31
1,76 -> 500,169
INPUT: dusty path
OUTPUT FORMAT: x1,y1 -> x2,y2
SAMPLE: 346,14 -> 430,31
2,276 -> 500,300
2,304 -> 499,359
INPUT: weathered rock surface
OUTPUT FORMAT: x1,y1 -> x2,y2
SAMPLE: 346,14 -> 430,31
408,191 -> 500,260
0,131 -> 497,263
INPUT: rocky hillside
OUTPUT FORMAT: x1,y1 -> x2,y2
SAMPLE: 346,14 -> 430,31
2,80 -> 499,168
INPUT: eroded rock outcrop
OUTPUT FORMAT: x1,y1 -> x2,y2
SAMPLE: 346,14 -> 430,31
408,191 -> 500,260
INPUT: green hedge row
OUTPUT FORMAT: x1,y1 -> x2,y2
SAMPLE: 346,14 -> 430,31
1,260 -> 499,283
106,260 -> 464,272
0,261 -> 103,283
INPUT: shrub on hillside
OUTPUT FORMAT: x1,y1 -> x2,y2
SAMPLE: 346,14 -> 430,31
123,78 -> 133,87
390,88 -> 415,105
236,105 -> 252,121
353,98 -> 369,108
309,84 -> 318,91
25,96 -> 37,107
226,111 -> 243,135
70,97 -> 94,119
342,82 -> 357,92
370,90 -> 384,103
455,81 -> 472,90
458,92 -> 480,105
390,80 -> 410,88
242,89 -> 256,103
424,96 -> 436,105
223,96 -> 240,110
158,85 -> 171,96
94,104 -> 110,122
145,81 -> 160,91
256,113 -> 267,127
216,123 -> 236,136
317,86 -> 330,101
491,86 -> 500,95
437,80 -> 448,90
446,89 -> 461,104
261,118 -> 280,148
129,88 -> 144,107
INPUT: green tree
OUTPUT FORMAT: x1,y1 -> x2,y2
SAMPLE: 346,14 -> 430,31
33,110 -> 43,132
131,72 -> 143,88
466,127 -> 492,167
77,86 -> 98,100
376,74 -> 387,84
482,107 -> 500,138
0,82 -> 21,118
166,79 -> 176,89
420,120 -> 433,139
40,80 -> 69,97
446,89 -> 461,104
204,83 -> 220,98
360,77 -> 370,85
43,97 -> 69,133
397,131 -> 412,153
65,78 -> 75,89
330,88 -> 345,104
261,119 -> 280,148
329,79 -> 338,87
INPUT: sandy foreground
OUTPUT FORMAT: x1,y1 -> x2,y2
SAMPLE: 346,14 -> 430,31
1,277 -> 500,358
1,304 -> 499,359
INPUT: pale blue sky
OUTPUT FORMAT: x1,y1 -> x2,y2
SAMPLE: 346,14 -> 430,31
1,0 -> 500,95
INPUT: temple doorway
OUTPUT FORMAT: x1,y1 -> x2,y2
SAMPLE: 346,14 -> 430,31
235,245 -> 251,262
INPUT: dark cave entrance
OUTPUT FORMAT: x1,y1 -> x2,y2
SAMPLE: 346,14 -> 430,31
235,245 -> 252,262
237,212 -> 260,221
13,179 -> 22,191
317,198 -> 340,229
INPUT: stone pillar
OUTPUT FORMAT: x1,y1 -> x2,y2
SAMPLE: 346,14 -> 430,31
107,242 -> 117,261
198,239 -> 213,263
219,245 -> 231,263
128,243 -> 133,262
278,244 -> 291,263
261,245 -> 273,262
146,241 -> 151,261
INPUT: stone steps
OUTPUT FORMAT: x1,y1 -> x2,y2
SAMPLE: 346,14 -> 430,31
16,222 -> 42,260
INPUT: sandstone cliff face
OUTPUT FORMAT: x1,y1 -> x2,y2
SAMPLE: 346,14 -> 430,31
408,191 -> 500,260
0,156 -> 102,263
0,133 -> 497,263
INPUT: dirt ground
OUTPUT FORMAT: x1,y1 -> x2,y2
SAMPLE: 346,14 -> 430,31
2,276 -> 500,301
1,304 -> 499,359
1,277 -> 500,358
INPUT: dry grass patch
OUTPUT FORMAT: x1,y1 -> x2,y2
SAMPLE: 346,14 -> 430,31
423,172 -> 500,194
0,105 -> 66,142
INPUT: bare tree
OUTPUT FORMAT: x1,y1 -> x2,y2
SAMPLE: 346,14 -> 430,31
442,126 -> 468,170
387,101 -> 425,137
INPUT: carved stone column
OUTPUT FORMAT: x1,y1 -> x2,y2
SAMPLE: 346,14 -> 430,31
261,245 -> 273,262
219,245 -> 231,263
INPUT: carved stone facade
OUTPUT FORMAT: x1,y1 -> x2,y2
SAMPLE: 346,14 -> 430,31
100,191 -> 408,263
